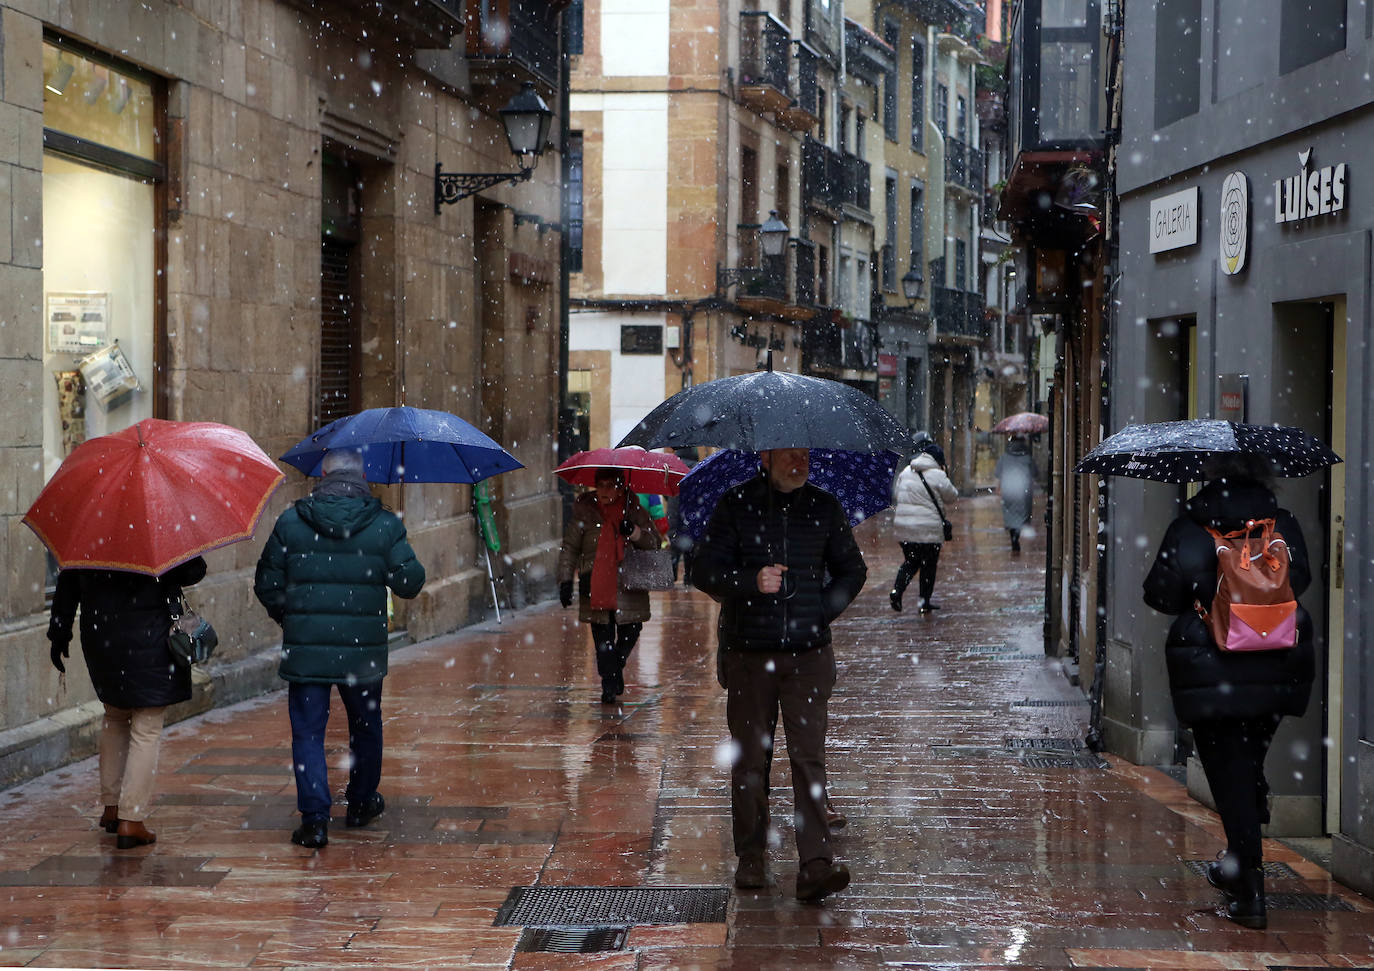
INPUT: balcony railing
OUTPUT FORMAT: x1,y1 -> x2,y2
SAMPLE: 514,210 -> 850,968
465,0 -> 560,88
793,240 -> 817,309
802,138 -> 872,213
944,137 -> 984,195
793,42 -> 819,117
932,286 -> 987,339
802,317 -> 878,371
740,12 -> 791,107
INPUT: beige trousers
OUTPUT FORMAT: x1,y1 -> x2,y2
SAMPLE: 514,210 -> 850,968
99,705 -> 166,821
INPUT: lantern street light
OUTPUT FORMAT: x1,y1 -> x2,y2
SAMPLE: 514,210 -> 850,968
760,210 -> 789,258
435,82 -> 555,213
901,266 -> 924,301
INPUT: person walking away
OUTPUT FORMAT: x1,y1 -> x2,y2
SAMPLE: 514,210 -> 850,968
254,449 -> 425,849
692,447 -> 866,902
889,442 -> 957,613
557,469 -> 662,704
47,555 -> 210,849
995,434 -> 1034,553
1142,454 -> 1315,929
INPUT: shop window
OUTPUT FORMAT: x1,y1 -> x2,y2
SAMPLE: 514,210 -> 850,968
41,37 -> 162,486
320,153 -> 362,426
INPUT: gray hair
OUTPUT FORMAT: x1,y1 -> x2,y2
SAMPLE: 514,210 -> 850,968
321,449 -> 366,476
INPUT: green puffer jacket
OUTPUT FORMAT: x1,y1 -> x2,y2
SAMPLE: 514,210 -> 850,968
254,493 -> 425,684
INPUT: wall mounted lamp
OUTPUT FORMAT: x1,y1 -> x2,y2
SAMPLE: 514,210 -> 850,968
901,266 -> 924,301
435,82 -> 554,214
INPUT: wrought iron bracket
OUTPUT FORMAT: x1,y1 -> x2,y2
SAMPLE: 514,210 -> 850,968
435,163 -> 533,214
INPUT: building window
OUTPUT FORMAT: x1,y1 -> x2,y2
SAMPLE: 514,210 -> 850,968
776,162 -> 791,224
817,85 -> 828,142
909,183 -> 924,270
818,244 -> 830,306
955,238 -> 967,290
934,82 -> 948,135
41,36 -> 163,483
565,0 -> 584,55
1280,0 -> 1345,74
956,94 -> 967,140
838,102 -> 851,154
910,38 -> 925,151
884,174 -> 898,291
1154,0 -> 1200,128
883,21 -> 899,140
566,132 -> 584,273
855,111 -> 865,159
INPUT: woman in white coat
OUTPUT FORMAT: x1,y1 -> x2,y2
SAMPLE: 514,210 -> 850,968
889,443 -> 958,613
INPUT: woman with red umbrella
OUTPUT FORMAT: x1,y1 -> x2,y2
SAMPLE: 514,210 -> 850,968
556,464 -> 666,705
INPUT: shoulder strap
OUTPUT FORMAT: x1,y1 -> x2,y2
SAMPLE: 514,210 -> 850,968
917,471 -> 947,521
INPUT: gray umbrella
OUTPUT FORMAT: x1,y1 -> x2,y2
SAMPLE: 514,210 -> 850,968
617,369 -> 911,453
1073,419 -> 1342,483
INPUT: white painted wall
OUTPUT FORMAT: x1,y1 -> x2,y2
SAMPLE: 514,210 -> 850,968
601,93 -> 668,295
568,311 -> 668,446
601,0 -> 671,76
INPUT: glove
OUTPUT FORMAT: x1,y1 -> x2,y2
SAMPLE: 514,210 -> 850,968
619,517 -> 637,538
558,580 -> 574,608
49,639 -> 69,674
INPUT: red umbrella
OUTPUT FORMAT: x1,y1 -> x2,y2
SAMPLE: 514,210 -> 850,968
993,412 -> 1050,435
555,447 -> 691,496
24,418 -> 285,576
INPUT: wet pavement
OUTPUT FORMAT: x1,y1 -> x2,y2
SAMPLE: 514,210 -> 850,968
1,494 -> 1372,969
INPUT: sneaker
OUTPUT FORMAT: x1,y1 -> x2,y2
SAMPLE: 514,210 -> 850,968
734,854 -> 767,890
795,858 -> 850,902
889,590 -> 902,612
345,792 -> 386,828
291,819 -> 328,849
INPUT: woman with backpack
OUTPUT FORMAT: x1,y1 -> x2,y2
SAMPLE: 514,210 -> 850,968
1142,454 -> 1315,930
888,441 -> 957,613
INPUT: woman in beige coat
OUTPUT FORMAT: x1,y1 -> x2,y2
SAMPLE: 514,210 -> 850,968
557,469 -> 662,703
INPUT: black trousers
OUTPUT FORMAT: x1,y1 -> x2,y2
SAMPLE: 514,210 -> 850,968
1191,714 -> 1282,868
589,617 -> 642,686
892,541 -> 941,604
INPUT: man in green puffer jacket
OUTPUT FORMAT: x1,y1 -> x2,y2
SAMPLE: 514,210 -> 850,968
254,449 -> 426,849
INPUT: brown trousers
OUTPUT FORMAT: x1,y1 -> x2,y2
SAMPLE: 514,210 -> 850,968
99,705 -> 166,821
723,644 -> 836,866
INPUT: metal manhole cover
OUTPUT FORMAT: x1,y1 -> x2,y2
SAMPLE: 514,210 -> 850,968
1184,860 -> 1299,880
516,926 -> 627,953
494,886 -> 729,926
1013,698 -> 1091,707
1021,753 -> 1109,769
1005,737 -> 1085,751
1266,892 -> 1357,911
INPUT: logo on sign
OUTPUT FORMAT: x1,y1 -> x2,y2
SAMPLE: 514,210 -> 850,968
1219,172 -> 1248,275
1274,149 -> 1346,224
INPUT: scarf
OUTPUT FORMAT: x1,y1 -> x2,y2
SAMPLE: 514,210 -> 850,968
590,498 -> 626,610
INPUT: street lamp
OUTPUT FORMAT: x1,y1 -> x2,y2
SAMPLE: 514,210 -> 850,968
760,210 -> 789,258
435,82 -> 555,213
901,266 -> 924,301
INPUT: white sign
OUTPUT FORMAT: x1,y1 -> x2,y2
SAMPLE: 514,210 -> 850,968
1149,186 -> 1199,253
1219,171 -> 1249,275
1274,148 -> 1346,223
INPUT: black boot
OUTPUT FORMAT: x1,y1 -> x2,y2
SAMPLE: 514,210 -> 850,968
889,589 -> 902,612
1224,867 -> 1266,930
1010,529 -> 1021,553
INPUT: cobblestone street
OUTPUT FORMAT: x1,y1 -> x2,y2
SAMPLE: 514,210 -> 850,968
1,495 -> 1370,969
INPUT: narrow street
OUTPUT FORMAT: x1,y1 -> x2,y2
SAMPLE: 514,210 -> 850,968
1,495 -> 1370,969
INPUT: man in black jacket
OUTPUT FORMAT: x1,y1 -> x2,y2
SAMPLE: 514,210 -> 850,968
692,447 -> 867,901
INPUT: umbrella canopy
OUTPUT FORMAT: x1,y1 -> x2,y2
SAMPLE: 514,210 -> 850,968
1073,419 -> 1342,483
677,448 -> 899,540
554,447 -> 691,496
23,418 -> 285,576
993,412 -> 1049,435
281,406 -> 523,484
617,369 -> 911,453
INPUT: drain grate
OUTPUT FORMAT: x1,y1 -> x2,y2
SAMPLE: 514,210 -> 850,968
494,886 -> 729,926
968,643 -> 1020,654
1267,891 -> 1357,912
1184,860 -> 1299,880
1021,753 -> 1109,769
516,926 -> 628,953
1012,698 -> 1091,707
1005,737 -> 1085,752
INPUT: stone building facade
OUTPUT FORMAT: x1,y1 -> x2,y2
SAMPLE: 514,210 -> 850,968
0,0 -> 566,785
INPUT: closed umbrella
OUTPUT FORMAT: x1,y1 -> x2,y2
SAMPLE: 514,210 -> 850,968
23,418 -> 284,576
1073,419 -> 1342,483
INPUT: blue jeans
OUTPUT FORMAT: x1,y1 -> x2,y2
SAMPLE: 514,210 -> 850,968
288,680 -> 383,824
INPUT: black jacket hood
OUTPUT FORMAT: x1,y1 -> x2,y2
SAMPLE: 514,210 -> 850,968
1184,478 -> 1278,531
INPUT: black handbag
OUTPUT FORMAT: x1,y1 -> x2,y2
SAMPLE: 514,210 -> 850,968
619,548 -> 675,591
918,471 -> 954,542
167,592 -> 218,666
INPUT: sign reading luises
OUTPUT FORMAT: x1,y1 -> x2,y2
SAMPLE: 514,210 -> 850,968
1274,149 -> 1346,224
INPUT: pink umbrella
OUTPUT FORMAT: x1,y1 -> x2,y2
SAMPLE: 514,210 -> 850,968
554,447 -> 691,496
993,412 -> 1049,435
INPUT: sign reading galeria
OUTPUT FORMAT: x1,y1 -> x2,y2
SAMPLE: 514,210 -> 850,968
1149,186 -> 1198,253
1274,149 -> 1346,224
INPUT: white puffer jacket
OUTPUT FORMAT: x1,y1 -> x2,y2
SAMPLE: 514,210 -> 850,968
891,453 -> 958,543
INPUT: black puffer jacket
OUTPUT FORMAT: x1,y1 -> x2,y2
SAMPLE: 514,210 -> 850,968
692,475 -> 866,653
47,557 -> 208,709
1142,479 -> 1315,724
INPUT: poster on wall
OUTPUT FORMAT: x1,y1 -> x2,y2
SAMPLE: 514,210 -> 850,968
46,292 -> 110,354
77,341 -> 141,412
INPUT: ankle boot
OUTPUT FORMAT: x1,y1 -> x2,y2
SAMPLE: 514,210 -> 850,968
1224,867 -> 1266,929
115,819 -> 156,850
100,805 -> 119,834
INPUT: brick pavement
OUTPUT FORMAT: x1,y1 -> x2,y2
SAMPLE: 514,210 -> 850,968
0,495 -> 1371,968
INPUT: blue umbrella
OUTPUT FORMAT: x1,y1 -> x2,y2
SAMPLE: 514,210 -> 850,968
677,448 -> 899,540
280,406 -> 524,484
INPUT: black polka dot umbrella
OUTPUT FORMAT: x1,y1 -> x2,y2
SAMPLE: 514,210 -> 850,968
1073,419 -> 1343,483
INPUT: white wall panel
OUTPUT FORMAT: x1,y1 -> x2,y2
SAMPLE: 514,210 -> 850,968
601,94 -> 667,295
601,0 -> 670,76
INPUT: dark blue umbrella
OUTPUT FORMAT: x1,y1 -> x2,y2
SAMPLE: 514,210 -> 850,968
1073,419 -> 1341,483
280,406 -> 524,484
677,448 -> 899,540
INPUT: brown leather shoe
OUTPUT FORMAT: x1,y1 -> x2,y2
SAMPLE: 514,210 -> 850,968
825,800 -> 847,830
795,858 -> 850,902
115,820 -> 156,850
99,806 -> 119,834
734,854 -> 767,890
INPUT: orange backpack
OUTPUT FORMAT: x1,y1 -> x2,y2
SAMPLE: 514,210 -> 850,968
1195,518 -> 1298,652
